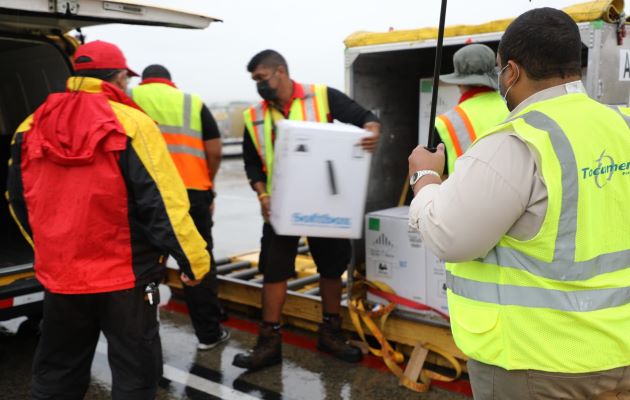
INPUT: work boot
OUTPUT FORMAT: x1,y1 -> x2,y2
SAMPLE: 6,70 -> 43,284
232,324 -> 282,370
317,314 -> 363,363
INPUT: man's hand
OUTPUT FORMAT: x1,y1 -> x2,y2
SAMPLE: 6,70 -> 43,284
260,194 -> 271,222
361,122 -> 381,153
209,200 -> 215,216
408,143 -> 445,195
408,143 -> 446,176
181,272 -> 202,287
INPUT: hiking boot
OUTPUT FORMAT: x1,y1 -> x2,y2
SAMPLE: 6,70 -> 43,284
197,327 -> 231,351
317,315 -> 363,363
232,324 -> 282,370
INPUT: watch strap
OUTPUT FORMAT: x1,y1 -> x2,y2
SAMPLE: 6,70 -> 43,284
410,170 -> 440,187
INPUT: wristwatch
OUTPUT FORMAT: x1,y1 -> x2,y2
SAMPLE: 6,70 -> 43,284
409,170 -> 440,189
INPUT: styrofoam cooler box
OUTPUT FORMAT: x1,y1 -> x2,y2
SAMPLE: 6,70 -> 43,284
270,120 -> 372,238
365,206 -> 449,316
365,207 -> 428,314
418,78 -> 460,146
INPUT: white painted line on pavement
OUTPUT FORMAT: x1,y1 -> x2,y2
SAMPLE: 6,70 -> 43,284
162,364 -> 259,400
95,341 -> 258,400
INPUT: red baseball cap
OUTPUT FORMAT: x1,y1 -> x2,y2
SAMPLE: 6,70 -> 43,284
73,40 -> 139,77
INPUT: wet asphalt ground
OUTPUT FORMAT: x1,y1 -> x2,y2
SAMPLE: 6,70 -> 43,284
0,159 -> 469,400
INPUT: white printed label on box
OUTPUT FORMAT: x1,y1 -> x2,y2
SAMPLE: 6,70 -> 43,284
375,260 -> 393,278
408,227 -> 423,249
292,136 -> 312,156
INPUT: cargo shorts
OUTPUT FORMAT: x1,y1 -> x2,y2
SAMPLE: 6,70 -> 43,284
258,223 -> 351,283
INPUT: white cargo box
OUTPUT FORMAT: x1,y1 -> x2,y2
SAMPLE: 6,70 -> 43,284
365,206 -> 448,316
365,207 -> 427,314
270,120 -> 372,238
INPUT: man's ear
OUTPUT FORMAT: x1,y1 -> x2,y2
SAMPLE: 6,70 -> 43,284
276,65 -> 288,78
506,60 -> 522,83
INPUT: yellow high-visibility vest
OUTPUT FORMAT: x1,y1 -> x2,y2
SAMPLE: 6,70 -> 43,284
435,91 -> 508,174
447,91 -> 630,372
132,83 -> 212,190
243,82 -> 330,193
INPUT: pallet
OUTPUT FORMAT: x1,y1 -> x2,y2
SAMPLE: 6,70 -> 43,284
165,250 -> 466,367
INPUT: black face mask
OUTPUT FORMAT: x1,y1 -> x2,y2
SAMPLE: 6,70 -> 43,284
257,79 -> 279,102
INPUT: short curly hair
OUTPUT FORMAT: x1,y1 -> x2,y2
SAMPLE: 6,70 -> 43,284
499,8 -> 582,80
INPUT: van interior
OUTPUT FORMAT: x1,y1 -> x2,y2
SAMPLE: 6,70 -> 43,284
0,36 -> 70,270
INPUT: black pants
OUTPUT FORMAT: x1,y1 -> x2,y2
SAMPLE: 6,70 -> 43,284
259,223 -> 351,283
182,190 -> 222,343
32,287 -> 162,400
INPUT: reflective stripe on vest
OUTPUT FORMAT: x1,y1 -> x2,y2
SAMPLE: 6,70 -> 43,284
446,270 -> 630,312
437,107 -> 473,157
449,110 -> 630,303
609,105 -> 630,128
160,94 -> 205,158
246,102 -> 274,181
447,93 -> 630,372
451,111 -> 630,284
132,85 -> 211,190
436,91 -> 508,174
158,94 -> 202,152
243,83 -> 330,193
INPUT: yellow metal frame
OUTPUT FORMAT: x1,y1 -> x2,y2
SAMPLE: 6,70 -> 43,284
344,0 -> 625,48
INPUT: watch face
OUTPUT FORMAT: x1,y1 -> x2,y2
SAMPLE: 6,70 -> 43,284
409,171 -> 419,186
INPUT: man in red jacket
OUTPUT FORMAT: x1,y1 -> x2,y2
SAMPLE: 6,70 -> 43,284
6,41 -> 209,400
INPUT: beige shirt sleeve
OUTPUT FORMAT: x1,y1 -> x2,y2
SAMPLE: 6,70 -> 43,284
409,133 -> 545,262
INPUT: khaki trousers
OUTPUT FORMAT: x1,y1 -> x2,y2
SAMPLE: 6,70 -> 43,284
468,359 -> 630,400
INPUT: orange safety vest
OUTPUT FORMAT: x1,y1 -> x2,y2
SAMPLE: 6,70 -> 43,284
132,82 -> 212,190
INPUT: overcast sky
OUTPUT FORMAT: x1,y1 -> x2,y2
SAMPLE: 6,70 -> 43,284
82,0 -> 579,103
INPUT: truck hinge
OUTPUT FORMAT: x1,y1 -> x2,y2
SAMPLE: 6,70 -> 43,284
48,0 -> 80,16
